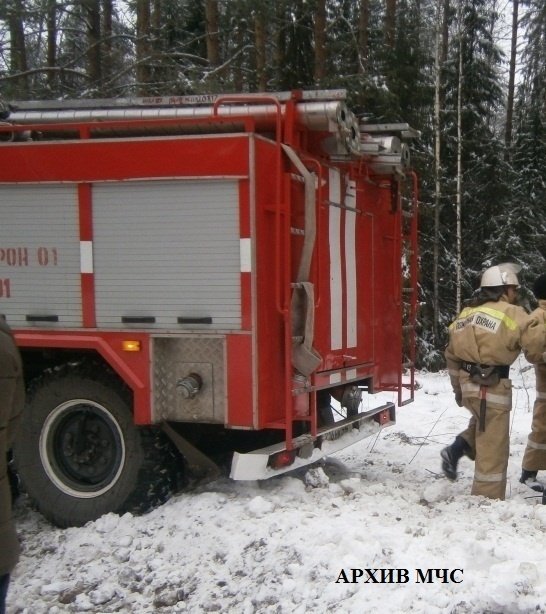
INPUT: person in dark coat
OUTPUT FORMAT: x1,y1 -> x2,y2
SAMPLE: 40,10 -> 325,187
0,317 -> 24,614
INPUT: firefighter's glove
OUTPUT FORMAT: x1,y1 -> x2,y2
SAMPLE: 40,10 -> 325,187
454,391 -> 463,407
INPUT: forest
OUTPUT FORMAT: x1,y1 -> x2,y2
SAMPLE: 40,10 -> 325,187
1,0 -> 545,368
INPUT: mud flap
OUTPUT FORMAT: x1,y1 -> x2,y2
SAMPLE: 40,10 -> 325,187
162,423 -> 221,484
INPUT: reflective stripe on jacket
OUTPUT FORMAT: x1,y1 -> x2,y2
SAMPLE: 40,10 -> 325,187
445,297 -> 545,397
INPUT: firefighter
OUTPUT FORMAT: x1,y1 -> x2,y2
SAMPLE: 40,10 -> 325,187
441,263 -> 545,500
520,273 -> 546,492
0,316 -> 24,614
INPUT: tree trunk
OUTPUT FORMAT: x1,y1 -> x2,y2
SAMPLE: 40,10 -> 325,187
102,0 -> 113,88
205,0 -> 220,67
385,0 -> 396,49
46,0 -> 57,91
151,0 -> 165,90
255,7 -> 267,91
7,0 -> 29,98
441,0 -> 449,62
233,14 -> 244,91
433,0 -> 449,342
314,0 -> 326,83
83,0 -> 102,92
505,0 -> 519,155
433,0 -> 442,343
275,0 -> 287,88
358,0 -> 369,73
136,0 -> 152,93
456,3 -> 463,313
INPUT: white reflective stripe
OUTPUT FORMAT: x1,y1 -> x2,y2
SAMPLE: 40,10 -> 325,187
345,179 -> 357,348
346,368 -> 357,380
474,470 -> 505,482
329,168 -> 343,350
240,238 -> 251,272
80,240 -> 93,273
526,438 -> 546,451
461,383 -> 511,407
461,382 -> 480,395
483,392 -> 511,407
330,372 -> 342,384
536,391 -> 546,399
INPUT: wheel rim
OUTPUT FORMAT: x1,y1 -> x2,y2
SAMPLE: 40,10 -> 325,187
39,399 -> 126,498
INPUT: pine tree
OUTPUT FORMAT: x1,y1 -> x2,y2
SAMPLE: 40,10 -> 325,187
502,0 -> 546,281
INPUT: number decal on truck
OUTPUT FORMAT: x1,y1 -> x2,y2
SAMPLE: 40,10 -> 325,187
0,278 -> 11,298
37,246 -> 58,266
0,246 -> 58,267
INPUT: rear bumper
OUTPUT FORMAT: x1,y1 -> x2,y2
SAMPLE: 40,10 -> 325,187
230,402 -> 395,480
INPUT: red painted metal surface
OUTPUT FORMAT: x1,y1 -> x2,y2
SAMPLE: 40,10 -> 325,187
13,331 -> 151,423
0,135 -> 250,183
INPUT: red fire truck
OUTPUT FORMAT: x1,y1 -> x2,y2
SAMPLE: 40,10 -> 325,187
0,90 -> 418,527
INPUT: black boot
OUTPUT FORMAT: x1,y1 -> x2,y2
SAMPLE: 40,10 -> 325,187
520,469 -> 545,493
441,436 -> 469,481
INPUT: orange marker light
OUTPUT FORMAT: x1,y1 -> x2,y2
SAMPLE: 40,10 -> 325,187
122,340 -> 141,352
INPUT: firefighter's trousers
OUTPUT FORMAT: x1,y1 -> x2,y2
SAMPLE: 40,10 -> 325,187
522,363 -> 546,472
458,372 -> 512,500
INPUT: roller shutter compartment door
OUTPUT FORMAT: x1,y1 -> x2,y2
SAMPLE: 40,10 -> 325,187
92,179 -> 241,329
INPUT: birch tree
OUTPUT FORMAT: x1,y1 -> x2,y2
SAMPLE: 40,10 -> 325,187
455,1 -> 463,313
432,0 -> 449,341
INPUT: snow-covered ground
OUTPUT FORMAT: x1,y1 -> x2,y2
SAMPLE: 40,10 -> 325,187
7,356 -> 546,613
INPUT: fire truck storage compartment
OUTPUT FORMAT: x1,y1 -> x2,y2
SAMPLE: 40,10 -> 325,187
0,184 -> 82,326
0,179 -> 242,329
92,179 -> 241,328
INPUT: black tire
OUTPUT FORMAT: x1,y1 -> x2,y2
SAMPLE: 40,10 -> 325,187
316,386 -> 362,426
14,366 -> 182,527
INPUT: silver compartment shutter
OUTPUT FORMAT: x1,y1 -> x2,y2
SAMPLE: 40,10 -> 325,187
92,179 -> 241,328
0,184 -> 81,327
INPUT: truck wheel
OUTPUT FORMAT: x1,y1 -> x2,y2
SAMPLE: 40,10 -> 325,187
14,368 -> 181,527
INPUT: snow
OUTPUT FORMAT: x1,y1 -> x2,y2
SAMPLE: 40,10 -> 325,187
7,355 -> 546,613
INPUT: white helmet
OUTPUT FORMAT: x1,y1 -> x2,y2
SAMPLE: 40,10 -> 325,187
480,263 -> 521,288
